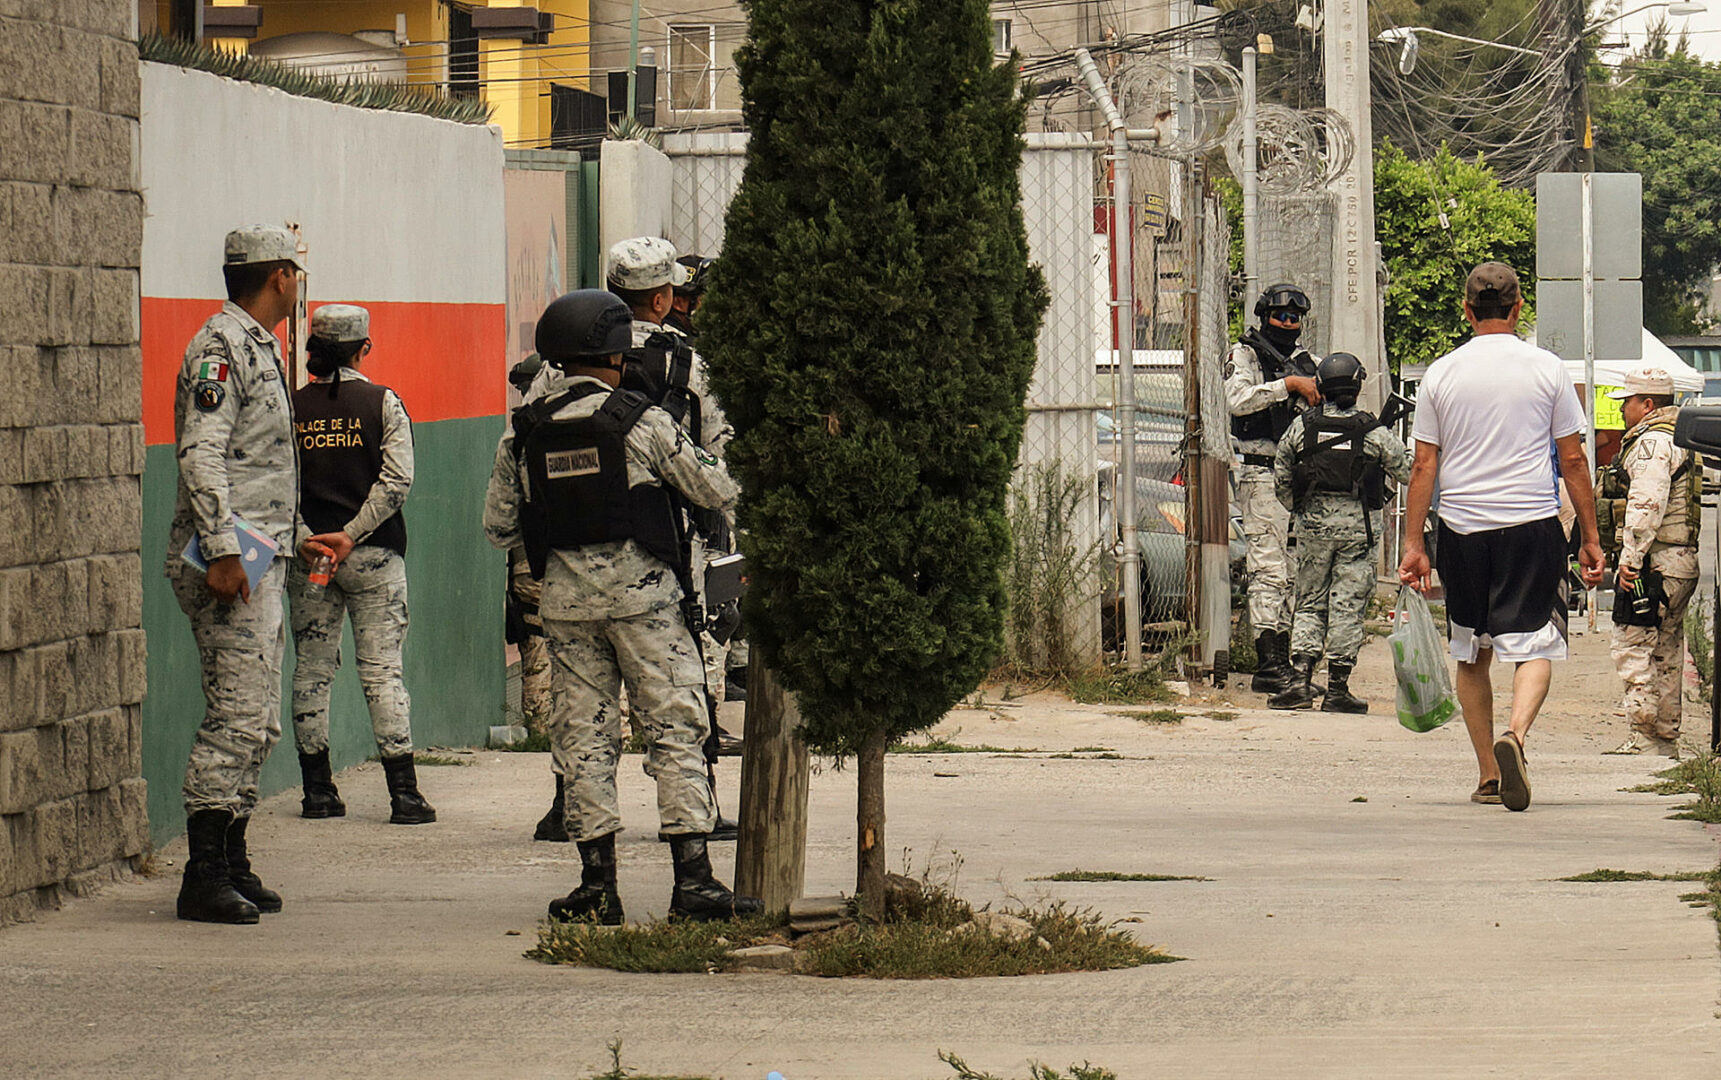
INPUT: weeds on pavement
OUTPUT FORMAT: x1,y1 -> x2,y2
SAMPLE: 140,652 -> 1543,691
1685,600 -> 1713,704
528,873 -> 1176,978
890,735 -> 1035,755
1006,461 -> 1101,677
939,1051 -> 1117,1080
491,729 -> 552,753
1113,709 -> 1182,724
1558,869 -> 1712,882
1626,750 -> 1721,823
580,1039 -> 713,1080
1030,870 -> 1209,882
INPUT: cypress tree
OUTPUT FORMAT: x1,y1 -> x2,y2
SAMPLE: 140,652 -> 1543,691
701,0 -> 1047,912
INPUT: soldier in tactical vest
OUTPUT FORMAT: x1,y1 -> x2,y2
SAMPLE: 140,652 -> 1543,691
1599,366 -> 1700,758
287,304 -> 436,826
1227,283 -> 1323,693
483,289 -> 761,923
1270,353 -> 1412,711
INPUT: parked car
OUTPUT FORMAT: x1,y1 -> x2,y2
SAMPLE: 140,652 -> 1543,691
1097,465 -> 1246,633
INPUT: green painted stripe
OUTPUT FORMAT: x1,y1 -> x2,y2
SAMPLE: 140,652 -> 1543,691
141,414 -> 507,846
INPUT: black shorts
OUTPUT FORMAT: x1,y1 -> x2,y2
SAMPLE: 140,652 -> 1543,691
1436,516 -> 1568,662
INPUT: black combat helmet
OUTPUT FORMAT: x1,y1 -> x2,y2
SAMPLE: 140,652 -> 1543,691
673,254 -> 714,298
1254,283 -> 1312,320
1316,352 -> 1367,399
535,289 -> 633,367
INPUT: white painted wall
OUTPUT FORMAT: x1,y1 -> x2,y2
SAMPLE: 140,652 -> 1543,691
139,63 -> 506,304
598,138 -> 673,263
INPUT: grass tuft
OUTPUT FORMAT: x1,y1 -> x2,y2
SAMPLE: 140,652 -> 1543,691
492,729 -> 553,753
581,1038 -> 714,1080
891,735 -> 1035,755
1625,749 -> 1721,822
529,881 -> 1177,979
1114,709 -> 1182,725
940,1050 -> 1117,1080
1558,869 -> 1712,882
1203,710 -> 1238,722
1031,870 -> 1209,882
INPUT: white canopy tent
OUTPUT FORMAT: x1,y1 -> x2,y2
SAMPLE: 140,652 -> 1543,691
1557,328 -> 1706,393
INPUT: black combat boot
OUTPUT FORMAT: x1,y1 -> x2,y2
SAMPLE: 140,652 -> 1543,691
381,754 -> 437,825
1251,630 -> 1289,694
534,773 -> 570,842
548,832 -> 624,924
1321,661 -> 1369,714
298,749 -> 346,819
176,809 -> 260,924
1268,655 -> 1320,710
224,814 -> 282,913
668,834 -> 764,922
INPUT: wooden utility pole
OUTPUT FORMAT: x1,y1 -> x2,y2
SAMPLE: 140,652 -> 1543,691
733,659 -> 811,918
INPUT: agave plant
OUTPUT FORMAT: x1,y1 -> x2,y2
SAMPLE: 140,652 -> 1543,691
138,32 -> 494,125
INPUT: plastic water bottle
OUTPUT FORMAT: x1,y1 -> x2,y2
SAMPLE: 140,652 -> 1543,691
303,552 -> 334,601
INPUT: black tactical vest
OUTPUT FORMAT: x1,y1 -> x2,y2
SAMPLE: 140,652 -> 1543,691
621,330 -> 702,443
292,376 -> 407,555
512,385 -> 685,582
1291,408 -> 1387,511
1230,329 -> 1318,444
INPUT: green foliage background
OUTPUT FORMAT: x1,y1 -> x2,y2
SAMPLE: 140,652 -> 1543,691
700,0 -> 1048,755
1594,36 -> 1721,333
1217,142 -> 1535,371
1373,142 -> 1537,370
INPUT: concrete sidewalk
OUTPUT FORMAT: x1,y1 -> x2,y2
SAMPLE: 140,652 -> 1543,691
3,632 -> 1719,1079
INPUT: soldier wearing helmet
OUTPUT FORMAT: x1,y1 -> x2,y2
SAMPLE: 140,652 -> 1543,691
1269,352 -> 1412,712
483,289 -> 761,924
665,253 -> 714,342
1226,283 -> 1323,694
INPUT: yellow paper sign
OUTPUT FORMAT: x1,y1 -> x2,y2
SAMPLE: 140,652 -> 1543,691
1594,386 -> 1624,430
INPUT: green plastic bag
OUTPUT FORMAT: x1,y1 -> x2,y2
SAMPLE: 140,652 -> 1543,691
1389,587 -> 1460,733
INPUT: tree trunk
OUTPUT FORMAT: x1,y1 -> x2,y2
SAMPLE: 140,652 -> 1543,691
855,726 -> 888,921
734,658 -> 810,918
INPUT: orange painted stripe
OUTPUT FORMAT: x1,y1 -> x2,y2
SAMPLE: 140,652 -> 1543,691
142,297 -> 507,445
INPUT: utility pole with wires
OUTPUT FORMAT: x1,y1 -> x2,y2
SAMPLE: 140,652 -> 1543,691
1323,0 -> 1385,411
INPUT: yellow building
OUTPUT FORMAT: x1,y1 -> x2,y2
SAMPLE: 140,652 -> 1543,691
146,2 -> 592,148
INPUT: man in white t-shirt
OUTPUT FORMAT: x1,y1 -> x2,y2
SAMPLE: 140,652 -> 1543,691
1398,262 -> 1606,812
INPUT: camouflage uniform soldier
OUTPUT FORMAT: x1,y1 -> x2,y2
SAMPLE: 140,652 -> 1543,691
484,289 -> 762,924
1270,354 -> 1412,712
166,225 -> 309,924
505,353 -> 555,749
1227,283 -> 1322,693
287,304 -> 435,825
1600,367 -> 1701,758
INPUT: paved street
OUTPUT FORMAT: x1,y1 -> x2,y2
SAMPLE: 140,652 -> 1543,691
3,631 -> 1718,1079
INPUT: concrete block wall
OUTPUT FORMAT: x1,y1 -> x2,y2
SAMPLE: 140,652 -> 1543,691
0,0 -> 149,925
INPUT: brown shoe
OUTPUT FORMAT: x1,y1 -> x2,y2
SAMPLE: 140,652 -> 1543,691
1470,779 -> 1502,805
1492,732 -> 1531,812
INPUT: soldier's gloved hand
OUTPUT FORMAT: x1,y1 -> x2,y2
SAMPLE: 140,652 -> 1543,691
1284,375 -> 1321,406
301,532 -> 355,569
206,555 -> 251,605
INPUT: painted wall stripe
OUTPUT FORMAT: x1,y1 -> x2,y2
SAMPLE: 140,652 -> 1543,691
142,297 -> 507,445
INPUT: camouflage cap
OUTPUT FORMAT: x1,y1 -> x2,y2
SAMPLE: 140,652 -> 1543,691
310,303 -> 370,343
607,236 -> 690,291
1606,366 -> 1675,399
224,225 -> 305,270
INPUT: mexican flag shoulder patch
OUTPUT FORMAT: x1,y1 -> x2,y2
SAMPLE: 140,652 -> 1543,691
197,359 -> 229,383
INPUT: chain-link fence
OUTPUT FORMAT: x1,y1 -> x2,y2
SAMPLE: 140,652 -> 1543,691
662,131 -> 748,257
1258,190 -> 1336,358
659,131 -> 1245,670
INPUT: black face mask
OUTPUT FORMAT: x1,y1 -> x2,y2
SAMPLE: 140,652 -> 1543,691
1260,319 -> 1301,352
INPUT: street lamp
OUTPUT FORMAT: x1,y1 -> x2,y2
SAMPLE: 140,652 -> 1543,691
1378,1 -> 1707,74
